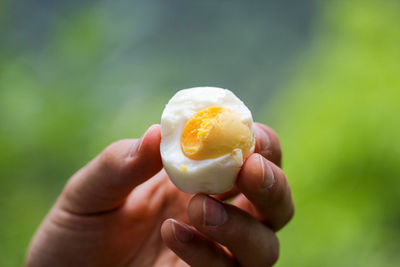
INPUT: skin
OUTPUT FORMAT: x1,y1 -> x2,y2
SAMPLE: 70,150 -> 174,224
26,123 -> 294,267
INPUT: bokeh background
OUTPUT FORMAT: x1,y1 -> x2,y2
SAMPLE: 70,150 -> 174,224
1,0 -> 399,266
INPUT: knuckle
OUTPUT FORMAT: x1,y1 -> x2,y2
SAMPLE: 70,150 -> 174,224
274,204 -> 295,231
283,200 -> 295,227
270,176 -> 287,203
98,139 -> 130,171
255,123 -> 282,166
99,141 -> 117,162
93,141 -> 132,188
271,169 -> 290,200
268,127 -> 280,142
101,139 -> 125,157
267,236 -> 280,266
287,204 -> 295,222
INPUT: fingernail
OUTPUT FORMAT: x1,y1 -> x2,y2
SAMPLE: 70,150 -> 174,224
128,125 -> 155,157
171,219 -> 194,243
259,154 -> 275,189
203,196 -> 228,227
127,140 -> 140,158
256,126 -> 270,155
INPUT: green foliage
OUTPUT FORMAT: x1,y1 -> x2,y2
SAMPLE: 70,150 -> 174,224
0,5 -> 169,265
269,1 -> 400,266
0,0 -> 399,266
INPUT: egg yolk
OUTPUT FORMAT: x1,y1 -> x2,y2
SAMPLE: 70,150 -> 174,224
181,106 -> 253,160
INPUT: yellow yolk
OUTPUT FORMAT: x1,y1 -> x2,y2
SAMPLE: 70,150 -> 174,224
181,106 -> 253,160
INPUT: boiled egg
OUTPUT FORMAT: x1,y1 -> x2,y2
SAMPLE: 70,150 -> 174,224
160,87 -> 255,194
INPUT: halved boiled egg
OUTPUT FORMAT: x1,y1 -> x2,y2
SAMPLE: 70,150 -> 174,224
160,87 -> 255,194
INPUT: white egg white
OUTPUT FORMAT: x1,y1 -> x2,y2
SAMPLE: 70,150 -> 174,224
160,87 -> 255,194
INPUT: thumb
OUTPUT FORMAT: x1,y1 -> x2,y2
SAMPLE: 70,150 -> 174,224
58,124 -> 163,214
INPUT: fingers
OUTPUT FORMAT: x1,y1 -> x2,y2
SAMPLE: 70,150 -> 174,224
236,153 -> 294,231
213,186 -> 240,201
161,219 -> 235,267
214,123 -> 281,201
59,124 -> 163,214
254,123 -> 282,167
187,194 -> 279,267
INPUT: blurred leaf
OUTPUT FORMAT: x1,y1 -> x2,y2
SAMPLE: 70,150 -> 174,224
268,1 -> 400,266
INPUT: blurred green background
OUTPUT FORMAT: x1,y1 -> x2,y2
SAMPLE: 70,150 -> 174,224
1,0 -> 399,266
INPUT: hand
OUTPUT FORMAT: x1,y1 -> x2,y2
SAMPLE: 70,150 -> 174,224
26,123 -> 294,267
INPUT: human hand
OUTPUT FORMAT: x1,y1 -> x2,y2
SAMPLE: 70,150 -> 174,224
26,123 -> 293,267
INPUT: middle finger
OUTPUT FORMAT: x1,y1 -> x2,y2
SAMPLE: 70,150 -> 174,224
188,194 -> 280,267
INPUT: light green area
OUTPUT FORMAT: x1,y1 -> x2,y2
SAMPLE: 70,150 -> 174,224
0,0 -> 399,266
271,1 -> 400,266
